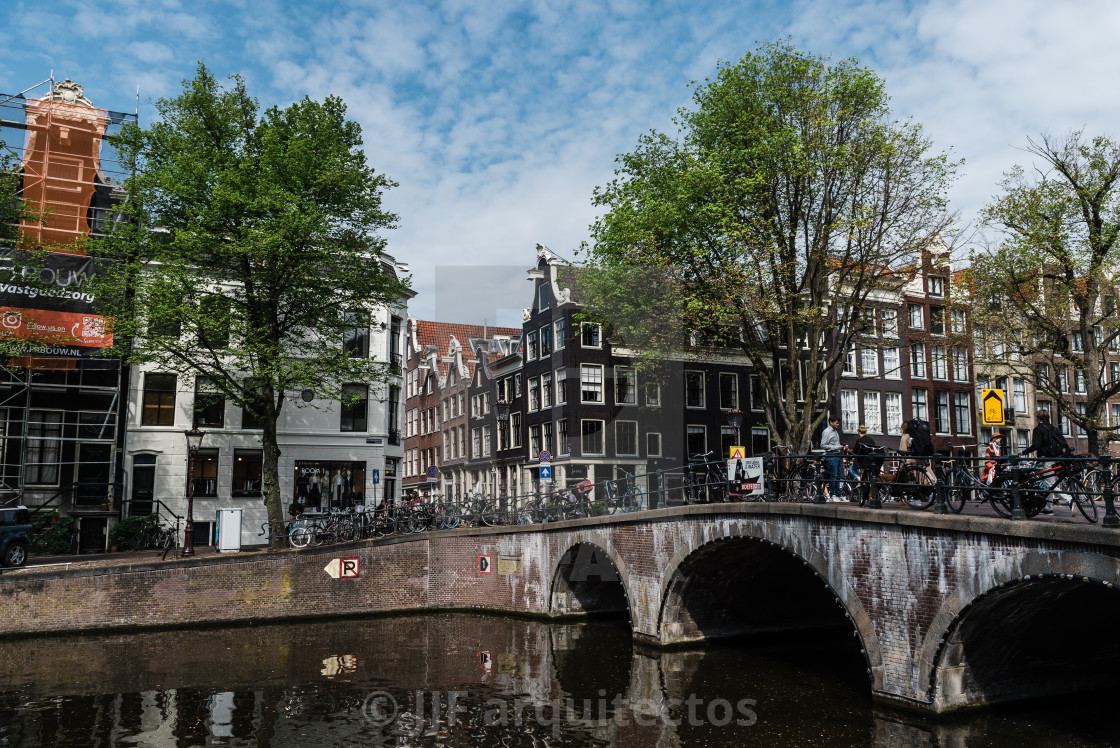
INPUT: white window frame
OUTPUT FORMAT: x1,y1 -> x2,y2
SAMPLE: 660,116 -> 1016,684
581,364 -> 604,403
615,420 -> 639,456
863,391 -> 882,434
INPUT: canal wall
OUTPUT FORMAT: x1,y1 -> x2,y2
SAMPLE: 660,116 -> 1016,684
2,503 -> 1120,714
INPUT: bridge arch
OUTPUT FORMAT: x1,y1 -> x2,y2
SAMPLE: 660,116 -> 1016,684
550,532 -> 632,621
921,549 -> 1120,711
654,520 -> 881,685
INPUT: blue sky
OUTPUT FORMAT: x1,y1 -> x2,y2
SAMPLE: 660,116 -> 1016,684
4,0 -> 1120,324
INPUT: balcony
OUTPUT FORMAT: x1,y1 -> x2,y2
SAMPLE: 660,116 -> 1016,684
388,429 -> 401,446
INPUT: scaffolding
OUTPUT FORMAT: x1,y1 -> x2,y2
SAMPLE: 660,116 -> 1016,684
0,76 -> 136,522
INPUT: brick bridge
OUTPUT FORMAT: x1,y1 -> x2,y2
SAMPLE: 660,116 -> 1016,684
4,504 -> 1120,714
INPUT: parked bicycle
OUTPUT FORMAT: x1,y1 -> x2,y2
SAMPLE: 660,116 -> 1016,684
600,468 -> 643,514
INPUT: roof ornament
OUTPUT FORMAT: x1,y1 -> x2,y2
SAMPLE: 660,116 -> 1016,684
48,78 -> 94,107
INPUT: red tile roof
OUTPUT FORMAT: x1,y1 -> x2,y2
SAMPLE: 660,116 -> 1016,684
410,319 -> 520,377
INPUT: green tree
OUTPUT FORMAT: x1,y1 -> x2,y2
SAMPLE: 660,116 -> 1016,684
578,41 -> 958,452
92,64 -> 408,547
970,132 -> 1120,454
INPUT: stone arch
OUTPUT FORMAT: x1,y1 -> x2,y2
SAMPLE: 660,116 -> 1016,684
549,531 -> 633,621
920,549 -> 1120,711
655,519 -> 882,687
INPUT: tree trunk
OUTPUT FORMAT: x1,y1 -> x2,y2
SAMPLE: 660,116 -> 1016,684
261,411 -> 284,551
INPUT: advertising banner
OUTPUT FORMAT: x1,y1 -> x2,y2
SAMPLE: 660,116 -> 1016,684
0,250 -> 112,356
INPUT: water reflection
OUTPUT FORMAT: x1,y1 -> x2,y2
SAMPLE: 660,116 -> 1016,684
0,613 -> 1114,747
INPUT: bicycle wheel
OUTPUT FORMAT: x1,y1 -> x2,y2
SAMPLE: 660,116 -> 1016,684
706,469 -> 727,502
900,465 -> 935,510
1058,476 -> 1098,523
407,511 -> 427,533
623,486 -> 643,512
480,501 -> 496,527
442,503 -> 462,530
945,471 -> 969,514
289,523 -> 312,548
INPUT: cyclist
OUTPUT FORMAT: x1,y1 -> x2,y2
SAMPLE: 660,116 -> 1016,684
1021,410 -> 1068,515
981,433 -> 1004,486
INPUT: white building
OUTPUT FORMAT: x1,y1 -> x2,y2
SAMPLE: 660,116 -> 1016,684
123,256 -> 410,548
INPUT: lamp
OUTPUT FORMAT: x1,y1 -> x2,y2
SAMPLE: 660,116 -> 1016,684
182,427 -> 205,556
726,409 -> 744,449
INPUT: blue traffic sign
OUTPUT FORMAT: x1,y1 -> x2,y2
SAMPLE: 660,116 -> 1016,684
426,466 -> 439,478
371,469 -> 380,485
539,450 -> 552,463
539,465 -> 552,480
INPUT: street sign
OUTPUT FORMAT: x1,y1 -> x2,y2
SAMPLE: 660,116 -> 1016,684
479,650 -> 492,671
981,389 -> 1005,426
366,437 -> 383,445
426,465 -> 439,478
539,450 -> 552,463
478,554 -> 492,574
539,465 -> 552,480
324,558 -> 360,579
729,445 -> 746,459
371,469 -> 380,485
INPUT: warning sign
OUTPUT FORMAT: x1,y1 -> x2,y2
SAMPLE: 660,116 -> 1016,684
729,445 -> 746,459
981,389 -> 1005,426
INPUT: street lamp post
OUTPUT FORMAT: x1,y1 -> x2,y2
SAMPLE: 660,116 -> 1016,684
726,409 -> 744,451
496,399 -> 511,509
182,427 -> 205,557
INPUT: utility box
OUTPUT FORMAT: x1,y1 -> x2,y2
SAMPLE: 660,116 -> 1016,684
216,508 -> 242,553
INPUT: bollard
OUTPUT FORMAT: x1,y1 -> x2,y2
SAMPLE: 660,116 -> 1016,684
1101,454 -> 1119,529
932,454 -> 948,515
1009,455 -> 1024,521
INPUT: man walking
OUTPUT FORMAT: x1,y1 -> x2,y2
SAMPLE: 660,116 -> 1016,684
821,416 -> 844,501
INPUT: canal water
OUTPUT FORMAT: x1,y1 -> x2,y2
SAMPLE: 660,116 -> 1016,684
0,613 -> 1114,747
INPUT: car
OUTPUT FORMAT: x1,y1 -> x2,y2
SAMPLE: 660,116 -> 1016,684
0,506 -> 32,567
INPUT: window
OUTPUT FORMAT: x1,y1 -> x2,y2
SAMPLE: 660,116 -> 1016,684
472,428 -> 481,458
840,390 -> 858,432
886,393 -> 903,434
1072,331 -> 1084,353
482,425 -> 492,455
193,377 -> 224,428
510,412 -> 522,448
928,276 -> 945,297
542,374 -> 553,408
616,421 -> 638,455
192,449 -> 219,496
581,365 -> 603,403
343,312 -> 369,357
910,343 -> 926,378
340,384 -> 368,432
955,392 -> 971,434
951,309 -> 966,334
558,419 -> 570,454
952,349 -> 969,381
1112,362 -> 1120,385
881,309 -> 898,337
719,373 -> 738,410
542,421 -> 553,454
912,388 -> 928,421
388,385 -> 400,435
232,449 -> 262,495
685,371 -> 705,408
581,420 -> 604,455
539,285 -> 550,311
529,424 -> 541,455
1060,413 -> 1071,436
931,345 -> 947,380
555,318 -> 566,349
750,375 -> 765,411
25,410 -> 62,485
142,373 -> 177,426
556,368 -> 568,404
645,383 -> 661,407
389,317 -> 402,370
1076,403 -> 1087,436
863,391 -> 881,433
843,348 -> 856,376
581,323 -> 601,348
528,378 -> 540,412
1075,370 -> 1086,394
515,373 -> 522,397
198,295 -> 231,349
1112,403 -> 1120,428
883,348 -> 901,379
1014,379 -> 1026,412
616,366 -> 637,405
908,303 -> 924,329
1016,429 -> 1028,453
934,390 -> 950,434
861,349 -> 878,377
1058,365 -> 1069,394
686,425 -> 706,456
646,432 -> 662,457
526,330 -> 539,361
930,306 -> 945,335
540,325 -> 552,356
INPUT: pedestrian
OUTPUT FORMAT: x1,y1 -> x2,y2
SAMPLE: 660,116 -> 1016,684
821,416 -> 844,501
1021,410 -> 1069,515
981,433 -> 1004,486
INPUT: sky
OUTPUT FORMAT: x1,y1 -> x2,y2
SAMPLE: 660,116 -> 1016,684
3,0 -> 1120,326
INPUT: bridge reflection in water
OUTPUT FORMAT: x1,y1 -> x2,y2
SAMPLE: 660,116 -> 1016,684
0,613 -> 1114,747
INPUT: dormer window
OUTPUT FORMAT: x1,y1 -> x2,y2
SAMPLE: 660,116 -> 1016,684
928,276 -> 945,297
